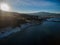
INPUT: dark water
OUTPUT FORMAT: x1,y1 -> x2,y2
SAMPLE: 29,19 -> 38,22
0,18 -> 60,45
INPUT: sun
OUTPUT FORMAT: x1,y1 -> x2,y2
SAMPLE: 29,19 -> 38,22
0,3 -> 10,11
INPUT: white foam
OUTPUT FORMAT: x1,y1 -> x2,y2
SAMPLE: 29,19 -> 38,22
0,23 -> 34,39
0,27 -> 21,39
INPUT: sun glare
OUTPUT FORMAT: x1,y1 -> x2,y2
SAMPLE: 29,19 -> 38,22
0,3 -> 10,11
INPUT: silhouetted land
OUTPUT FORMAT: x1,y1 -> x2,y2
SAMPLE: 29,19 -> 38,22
0,10 -> 60,30
0,10 -> 60,45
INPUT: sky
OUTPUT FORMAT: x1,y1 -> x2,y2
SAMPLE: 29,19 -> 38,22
0,0 -> 60,13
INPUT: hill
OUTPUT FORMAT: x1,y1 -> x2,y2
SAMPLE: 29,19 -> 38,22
0,10 -> 60,28
28,12 -> 60,17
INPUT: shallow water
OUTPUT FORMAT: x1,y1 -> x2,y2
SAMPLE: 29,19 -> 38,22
0,23 -> 36,39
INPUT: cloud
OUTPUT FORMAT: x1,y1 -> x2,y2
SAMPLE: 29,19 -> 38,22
0,0 -> 59,6
0,0 -> 60,13
5,0 -> 57,7
29,0 -> 56,6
